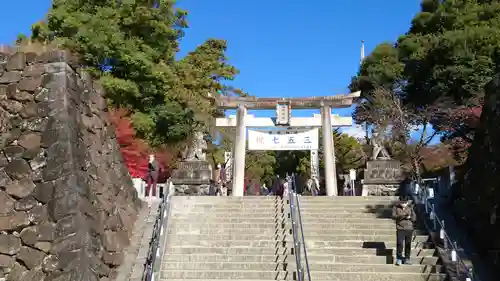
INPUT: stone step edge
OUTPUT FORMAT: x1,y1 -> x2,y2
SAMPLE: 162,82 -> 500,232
168,233 -> 429,237
165,246 -> 430,250
169,227 -> 404,231
160,261 -> 439,266
163,252 -> 435,257
159,269 -> 446,275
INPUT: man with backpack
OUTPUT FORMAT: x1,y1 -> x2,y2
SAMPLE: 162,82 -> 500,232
392,195 -> 417,265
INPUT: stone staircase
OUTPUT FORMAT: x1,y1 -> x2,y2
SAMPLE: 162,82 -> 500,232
299,196 -> 447,281
159,196 -> 293,280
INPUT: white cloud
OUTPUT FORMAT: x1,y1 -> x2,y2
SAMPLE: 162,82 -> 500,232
340,124 -> 366,140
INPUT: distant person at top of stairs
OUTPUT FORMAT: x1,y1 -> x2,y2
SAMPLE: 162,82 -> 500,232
392,195 -> 417,266
282,180 -> 289,198
146,154 -> 160,198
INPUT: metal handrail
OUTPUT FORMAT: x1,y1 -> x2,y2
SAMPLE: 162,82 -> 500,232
410,181 -> 475,281
287,174 -> 304,281
292,173 -> 312,281
142,179 -> 174,281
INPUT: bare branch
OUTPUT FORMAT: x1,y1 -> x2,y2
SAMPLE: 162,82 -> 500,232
361,87 -> 455,179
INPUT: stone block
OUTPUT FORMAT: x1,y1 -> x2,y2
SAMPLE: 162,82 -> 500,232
0,235 -> 21,255
0,71 -> 21,84
5,178 -> 36,198
0,190 -> 16,215
16,246 -> 46,269
6,53 -> 26,71
0,212 -> 29,231
4,159 -> 31,181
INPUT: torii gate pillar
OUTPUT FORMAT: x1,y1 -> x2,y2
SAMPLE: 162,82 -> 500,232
321,105 -> 337,196
232,105 -> 246,196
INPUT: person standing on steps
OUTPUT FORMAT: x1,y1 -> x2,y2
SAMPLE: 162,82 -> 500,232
145,154 -> 159,199
392,195 -> 417,266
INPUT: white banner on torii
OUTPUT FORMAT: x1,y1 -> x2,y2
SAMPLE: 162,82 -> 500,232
310,149 -> 319,179
247,128 -> 319,151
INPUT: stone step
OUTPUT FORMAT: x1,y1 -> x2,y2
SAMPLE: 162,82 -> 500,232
303,240 -> 434,249
298,196 -> 398,202
300,209 -> 392,214
172,206 -> 285,211
297,204 -> 394,208
171,206 -> 397,212
303,234 -> 430,242
171,196 -> 284,201
172,200 -> 289,208
167,228 -> 427,237
302,254 -> 439,265
159,270 -> 289,280
167,233 -> 429,243
160,270 -> 446,280
168,223 -> 288,229
170,213 -> 286,219
167,228 -> 287,235
173,203 -> 285,208
167,223 -> 416,232
166,246 -> 289,255
172,213 -> 392,219
162,262 -> 285,271
165,239 -> 433,251
299,217 -> 396,223
168,220 -> 402,229
299,213 -> 393,219
299,207 -> 394,212
302,222 -> 395,229
163,254 -> 291,263
306,263 -> 443,273
162,253 -> 439,265
165,238 -> 292,248
169,219 -> 287,225
304,227 -> 427,239
168,217 -> 286,224
297,200 -> 397,204
303,247 -> 435,257
302,229 -> 428,236
170,202 -> 394,208
161,262 -> 443,273
171,208 -> 285,214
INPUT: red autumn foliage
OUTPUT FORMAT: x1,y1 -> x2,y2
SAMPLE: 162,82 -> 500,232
109,108 -> 150,178
109,108 -> 178,182
419,145 -> 457,171
438,106 -> 482,158
453,106 -> 482,128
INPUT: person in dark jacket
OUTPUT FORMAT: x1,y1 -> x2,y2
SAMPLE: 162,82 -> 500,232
392,195 -> 417,265
146,154 -> 159,198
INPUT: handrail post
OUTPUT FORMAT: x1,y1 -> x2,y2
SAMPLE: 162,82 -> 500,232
442,221 -> 448,250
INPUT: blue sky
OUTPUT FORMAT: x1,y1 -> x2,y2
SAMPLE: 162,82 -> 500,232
0,0 -> 423,139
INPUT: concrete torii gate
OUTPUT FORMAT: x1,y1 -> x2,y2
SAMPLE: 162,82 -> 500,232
215,91 -> 361,196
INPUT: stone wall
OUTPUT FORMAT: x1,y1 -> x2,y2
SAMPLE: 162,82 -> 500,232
453,74 -> 500,277
0,50 -> 142,281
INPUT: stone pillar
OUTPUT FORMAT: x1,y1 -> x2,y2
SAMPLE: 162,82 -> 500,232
321,105 -> 338,196
232,105 -> 247,196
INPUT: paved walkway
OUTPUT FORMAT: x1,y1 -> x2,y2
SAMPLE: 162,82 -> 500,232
115,199 -> 161,281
